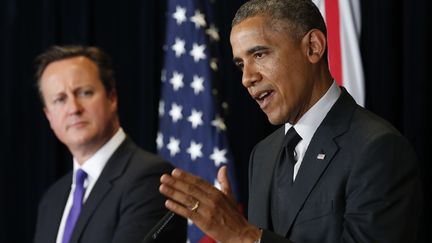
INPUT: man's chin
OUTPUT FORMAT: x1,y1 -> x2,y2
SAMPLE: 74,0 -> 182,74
266,115 -> 285,126
64,135 -> 93,148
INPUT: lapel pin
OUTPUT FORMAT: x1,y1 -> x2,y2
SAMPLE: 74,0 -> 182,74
317,153 -> 326,160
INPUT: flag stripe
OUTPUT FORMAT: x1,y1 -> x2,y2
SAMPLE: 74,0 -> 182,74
339,0 -> 365,106
314,0 -> 365,106
325,0 -> 343,86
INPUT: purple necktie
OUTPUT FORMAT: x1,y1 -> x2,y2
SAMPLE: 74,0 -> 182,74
62,169 -> 87,243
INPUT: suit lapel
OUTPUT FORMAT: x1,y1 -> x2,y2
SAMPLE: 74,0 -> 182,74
43,176 -> 72,242
279,128 -> 338,236
279,89 -> 356,236
250,127 -> 285,229
69,138 -> 134,243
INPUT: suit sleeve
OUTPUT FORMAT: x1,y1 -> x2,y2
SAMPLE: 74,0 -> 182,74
260,229 -> 294,243
342,133 -> 422,243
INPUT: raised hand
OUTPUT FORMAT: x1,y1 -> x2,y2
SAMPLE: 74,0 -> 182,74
159,166 -> 261,243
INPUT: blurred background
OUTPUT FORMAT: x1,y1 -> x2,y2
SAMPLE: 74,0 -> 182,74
0,0 -> 430,242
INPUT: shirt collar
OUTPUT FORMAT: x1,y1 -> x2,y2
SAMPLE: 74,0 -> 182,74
285,81 -> 341,144
72,127 -> 126,184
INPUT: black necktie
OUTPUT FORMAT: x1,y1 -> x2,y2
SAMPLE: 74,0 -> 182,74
271,127 -> 302,234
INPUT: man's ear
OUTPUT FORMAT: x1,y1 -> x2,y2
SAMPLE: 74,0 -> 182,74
43,106 -> 53,127
303,29 -> 327,64
108,89 -> 118,112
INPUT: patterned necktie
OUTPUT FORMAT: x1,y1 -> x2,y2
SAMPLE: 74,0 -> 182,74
272,127 -> 302,234
62,169 -> 87,243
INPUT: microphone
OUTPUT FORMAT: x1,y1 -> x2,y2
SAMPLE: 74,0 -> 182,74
142,211 -> 176,243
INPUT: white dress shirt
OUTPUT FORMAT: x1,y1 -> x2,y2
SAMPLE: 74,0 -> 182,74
55,128 -> 126,243
285,82 -> 341,181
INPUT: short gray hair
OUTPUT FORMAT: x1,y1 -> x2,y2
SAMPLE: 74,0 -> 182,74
232,0 -> 327,42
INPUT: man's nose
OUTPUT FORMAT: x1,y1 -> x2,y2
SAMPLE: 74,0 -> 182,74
67,96 -> 83,114
241,63 -> 261,88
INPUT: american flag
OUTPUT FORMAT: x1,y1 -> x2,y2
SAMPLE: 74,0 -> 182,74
157,0 -> 238,242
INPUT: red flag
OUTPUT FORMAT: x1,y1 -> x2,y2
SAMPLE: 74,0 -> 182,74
313,0 -> 365,106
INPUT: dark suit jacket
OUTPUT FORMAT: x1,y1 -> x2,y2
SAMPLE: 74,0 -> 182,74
34,138 -> 186,243
248,90 -> 422,243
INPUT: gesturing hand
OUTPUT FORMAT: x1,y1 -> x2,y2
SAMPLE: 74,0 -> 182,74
159,166 -> 261,243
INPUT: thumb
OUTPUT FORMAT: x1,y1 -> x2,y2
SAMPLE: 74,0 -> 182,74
217,165 -> 234,200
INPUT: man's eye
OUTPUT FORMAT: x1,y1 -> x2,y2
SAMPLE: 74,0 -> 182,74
235,62 -> 244,71
79,90 -> 93,97
53,97 -> 65,104
254,52 -> 265,59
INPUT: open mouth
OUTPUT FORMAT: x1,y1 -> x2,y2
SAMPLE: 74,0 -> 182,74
253,90 -> 274,109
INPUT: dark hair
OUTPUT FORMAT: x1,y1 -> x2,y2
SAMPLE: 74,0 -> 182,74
35,45 -> 115,105
232,0 -> 327,43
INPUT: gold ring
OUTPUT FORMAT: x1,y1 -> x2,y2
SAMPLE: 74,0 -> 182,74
190,201 -> 200,212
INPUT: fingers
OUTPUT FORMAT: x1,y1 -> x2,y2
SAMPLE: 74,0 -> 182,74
159,178 -> 200,210
159,168 -> 258,242
160,168 -> 216,223
160,169 -> 215,211
217,166 -> 234,200
164,198 -> 201,221
161,169 -> 210,200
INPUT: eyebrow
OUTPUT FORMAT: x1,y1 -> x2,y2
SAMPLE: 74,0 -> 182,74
232,45 -> 270,63
247,45 -> 269,55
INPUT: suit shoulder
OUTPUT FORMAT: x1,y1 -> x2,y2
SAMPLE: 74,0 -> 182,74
122,141 -> 174,175
254,126 -> 284,149
350,106 -> 403,140
38,173 -> 70,206
336,105 -> 417,167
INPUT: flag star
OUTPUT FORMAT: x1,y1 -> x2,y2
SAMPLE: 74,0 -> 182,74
222,102 -> 229,110
171,38 -> 186,57
188,109 -> 204,129
161,69 -> 166,82
211,115 -> 227,131
210,147 -> 228,167
169,103 -> 183,123
156,132 -> 164,150
190,43 -> 206,62
170,71 -> 184,91
187,141 -> 203,161
167,137 -> 181,157
210,58 -> 218,71
172,5 -> 187,25
158,100 -> 165,117
190,10 -> 206,29
206,24 -> 220,41
190,75 -> 205,95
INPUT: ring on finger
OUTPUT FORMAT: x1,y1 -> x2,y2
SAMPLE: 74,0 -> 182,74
189,201 -> 200,212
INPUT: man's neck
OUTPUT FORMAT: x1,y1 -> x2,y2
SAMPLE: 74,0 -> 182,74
70,126 -> 120,165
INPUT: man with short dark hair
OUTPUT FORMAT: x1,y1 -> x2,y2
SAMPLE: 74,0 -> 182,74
159,0 -> 422,242
33,45 -> 186,243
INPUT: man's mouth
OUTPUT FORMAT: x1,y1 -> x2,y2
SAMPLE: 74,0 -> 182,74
67,121 -> 87,129
253,90 -> 274,109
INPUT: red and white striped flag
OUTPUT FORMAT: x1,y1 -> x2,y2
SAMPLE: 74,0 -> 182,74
313,0 -> 365,106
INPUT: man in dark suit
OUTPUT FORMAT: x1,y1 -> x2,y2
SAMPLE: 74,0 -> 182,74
159,0 -> 422,242
33,45 -> 186,243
